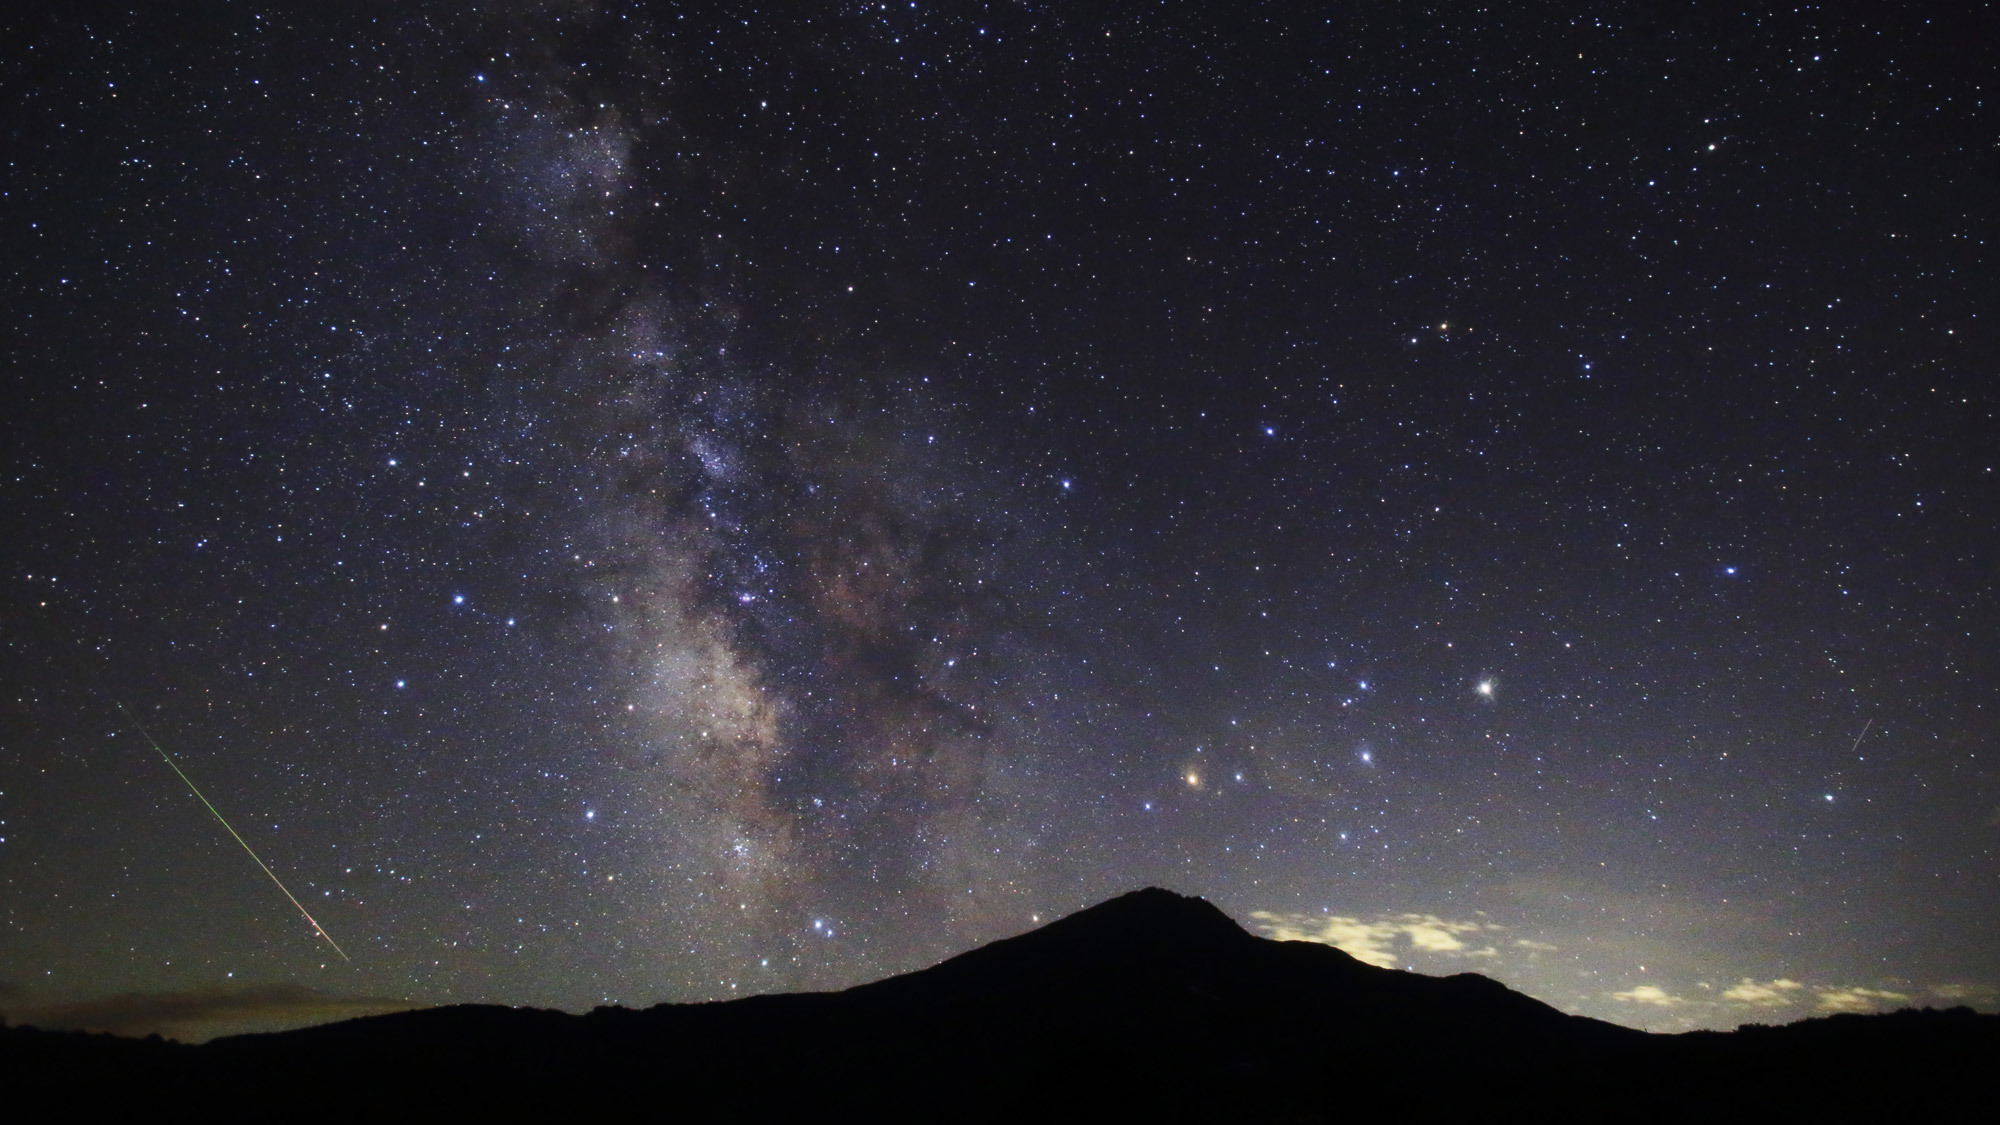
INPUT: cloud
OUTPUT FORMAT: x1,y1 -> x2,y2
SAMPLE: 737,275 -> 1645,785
0,983 -> 415,1043
1814,987 -> 1910,1014
1616,977 -> 1942,1023
1248,911 -> 1498,969
1611,985 -> 1685,1008
1932,983 -> 1997,1005
1246,904 -> 1990,1035
1722,978 -> 1806,1007
1403,917 -> 1479,953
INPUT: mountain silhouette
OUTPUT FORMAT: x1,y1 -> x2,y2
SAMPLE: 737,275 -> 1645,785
4,888 -> 1993,1120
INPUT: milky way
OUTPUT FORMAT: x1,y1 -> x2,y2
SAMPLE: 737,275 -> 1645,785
451,12 -> 1102,987
2,1 -> 1994,1035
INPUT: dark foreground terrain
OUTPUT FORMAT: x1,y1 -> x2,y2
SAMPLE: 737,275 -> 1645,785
5,889 -> 1993,1119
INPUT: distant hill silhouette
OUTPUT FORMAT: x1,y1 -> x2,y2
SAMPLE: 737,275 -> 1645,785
5,888 -> 1993,1119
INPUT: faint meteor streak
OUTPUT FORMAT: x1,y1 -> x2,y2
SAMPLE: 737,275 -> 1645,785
1849,719 -> 1873,756
106,696 -> 351,962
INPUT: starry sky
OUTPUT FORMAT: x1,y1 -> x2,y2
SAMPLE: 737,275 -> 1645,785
3,1 -> 1995,1038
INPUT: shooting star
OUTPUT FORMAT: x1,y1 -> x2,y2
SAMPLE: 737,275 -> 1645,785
108,697 -> 350,962
1849,719 -> 1873,756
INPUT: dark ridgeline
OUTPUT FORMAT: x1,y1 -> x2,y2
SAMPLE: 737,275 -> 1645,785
3,889 -> 1992,1119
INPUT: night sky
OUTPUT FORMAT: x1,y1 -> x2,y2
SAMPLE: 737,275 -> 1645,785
3,1 -> 1995,1040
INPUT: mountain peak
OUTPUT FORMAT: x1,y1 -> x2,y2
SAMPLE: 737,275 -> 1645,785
844,887 -> 1267,1006
1032,886 -> 1250,944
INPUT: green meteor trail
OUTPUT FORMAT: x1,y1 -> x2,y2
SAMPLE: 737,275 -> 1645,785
108,697 -> 350,962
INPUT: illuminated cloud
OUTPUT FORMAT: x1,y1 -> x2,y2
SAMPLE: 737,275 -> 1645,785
1611,985 -> 1685,1008
1932,983 -> 1997,1005
1814,987 -> 1911,1014
1722,978 -> 1806,1007
0,983 -> 414,1043
1248,911 -> 1498,969
1247,907 -> 1985,1035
